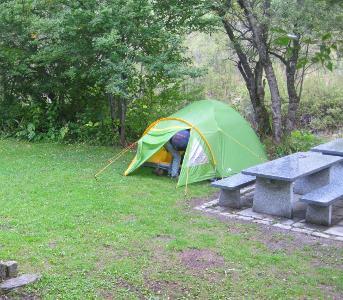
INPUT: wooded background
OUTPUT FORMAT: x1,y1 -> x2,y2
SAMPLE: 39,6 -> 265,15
0,0 -> 342,148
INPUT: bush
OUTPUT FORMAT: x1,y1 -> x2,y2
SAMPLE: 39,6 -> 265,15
0,83 -> 202,145
0,97 -> 117,145
264,130 -> 322,159
298,88 -> 343,133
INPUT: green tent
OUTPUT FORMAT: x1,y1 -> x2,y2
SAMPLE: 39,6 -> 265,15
125,100 -> 267,186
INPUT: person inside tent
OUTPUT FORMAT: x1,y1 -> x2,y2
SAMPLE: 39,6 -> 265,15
165,129 -> 190,178
154,129 -> 190,178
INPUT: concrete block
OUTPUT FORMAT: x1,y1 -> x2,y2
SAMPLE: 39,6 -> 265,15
0,264 -> 6,281
212,173 -> 255,190
293,222 -> 306,228
294,168 -> 330,195
281,219 -> 296,226
306,204 -> 332,226
253,219 -> 271,225
324,225 -> 343,236
3,261 -> 17,278
220,212 -> 236,218
311,231 -> 331,239
218,189 -> 242,209
236,215 -> 253,221
331,162 -> 343,184
291,227 -> 313,235
253,178 -> 294,218
273,223 -> 292,230
237,208 -> 265,219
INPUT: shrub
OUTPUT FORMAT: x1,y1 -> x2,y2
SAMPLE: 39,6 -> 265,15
298,88 -> 343,133
264,130 -> 322,159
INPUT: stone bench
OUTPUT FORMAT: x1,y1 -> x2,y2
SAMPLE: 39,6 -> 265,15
0,260 -> 40,295
300,184 -> 343,226
211,173 -> 256,208
0,274 -> 40,295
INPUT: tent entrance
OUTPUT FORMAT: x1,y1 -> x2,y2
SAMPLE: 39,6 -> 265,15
144,147 -> 184,171
139,126 -> 216,186
124,117 -> 218,186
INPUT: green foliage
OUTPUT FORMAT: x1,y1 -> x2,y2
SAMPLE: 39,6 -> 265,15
126,84 -> 203,140
265,130 -> 321,158
0,0 -> 209,144
0,86 -> 201,145
0,0 -> 341,145
271,0 -> 342,71
185,31 -> 343,137
299,96 -> 343,132
297,78 -> 343,132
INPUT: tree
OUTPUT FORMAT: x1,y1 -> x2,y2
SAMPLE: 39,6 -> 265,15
211,0 -> 341,142
268,0 -> 340,132
0,0 -> 207,145
213,2 -> 272,137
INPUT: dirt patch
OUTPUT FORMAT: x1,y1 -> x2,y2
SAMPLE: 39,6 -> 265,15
189,196 -> 343,271
319,284 -> 343,300
0,217 -> 14,232
119,215 -> 137,224
146,279 -> 189,299
144,240 -> 175,278
252,226 -> 316,252
0,293 -> 40,300
143,245 -> 227,297
250,223 -> 343,263
115,278 -> 145,300
186,193 -> 219,209
179,248 -> 224,271
96,245 -> 130,271
97,290 -> 114,300
48,241 -> 57,249
152,234 -> 174,243
309,244 -> 343,270
189,196 -> 343,248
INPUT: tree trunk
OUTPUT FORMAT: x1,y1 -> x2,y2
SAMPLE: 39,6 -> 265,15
263,61 -> 282,142
108,93 -> 117,136
238,0 -> 283,143
253,61 -> 271,136
285,60 -> 300,132
222,18 -> 271,136
118,97 -> 127,147
285,38 -> 301,132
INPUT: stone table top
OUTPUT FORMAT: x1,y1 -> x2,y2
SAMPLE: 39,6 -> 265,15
242,152 -> 343,181
311,138 -> 343,156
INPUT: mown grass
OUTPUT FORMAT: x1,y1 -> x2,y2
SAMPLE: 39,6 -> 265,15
0,139 -> 342,299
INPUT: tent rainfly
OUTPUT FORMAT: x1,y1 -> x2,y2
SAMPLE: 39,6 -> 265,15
125,100 -> 268,186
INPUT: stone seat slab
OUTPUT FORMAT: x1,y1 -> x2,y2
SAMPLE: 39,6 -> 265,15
0,274 -> 40,294
211,173 -> 255,209
300,184 -> 343,206
300,183 -> 343,226
211,173 -> 256,190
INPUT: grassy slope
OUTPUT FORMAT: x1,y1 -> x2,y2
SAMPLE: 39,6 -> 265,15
0,139 -> 342,299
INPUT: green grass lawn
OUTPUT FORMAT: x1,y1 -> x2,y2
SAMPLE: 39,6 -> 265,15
0,139 -> 342,299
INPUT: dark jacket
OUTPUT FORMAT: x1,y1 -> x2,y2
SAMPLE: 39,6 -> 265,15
171,129 -> 190,151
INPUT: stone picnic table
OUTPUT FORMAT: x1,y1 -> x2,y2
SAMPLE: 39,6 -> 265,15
242,152 -> 343,218
311,138 -> 343,181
